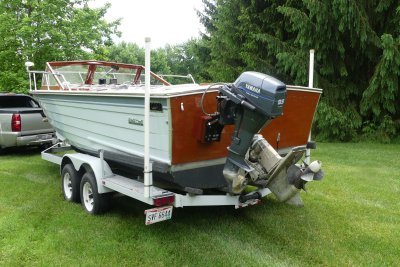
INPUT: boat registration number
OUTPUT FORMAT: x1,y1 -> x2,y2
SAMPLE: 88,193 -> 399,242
145,206 -> 173,225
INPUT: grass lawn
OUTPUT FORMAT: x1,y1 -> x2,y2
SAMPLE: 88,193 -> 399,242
0,143 -> 399,266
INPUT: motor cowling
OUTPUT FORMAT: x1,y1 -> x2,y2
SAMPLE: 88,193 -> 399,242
217,72 -> 287,193
231,71 -> 287,117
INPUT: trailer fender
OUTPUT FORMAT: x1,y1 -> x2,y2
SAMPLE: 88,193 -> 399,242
62,153 -> 113,194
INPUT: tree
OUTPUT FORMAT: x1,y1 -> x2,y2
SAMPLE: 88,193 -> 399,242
199,0 -> 400,141
105,39 -> 212,84
105,42 -> 170,74
163,39 -> 212,83
0,0 -> 120,92
106,42 -> 145,64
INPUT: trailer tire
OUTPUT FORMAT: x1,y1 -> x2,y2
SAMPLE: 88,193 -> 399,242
61,164 -> 81,203
80,172 -> 110,215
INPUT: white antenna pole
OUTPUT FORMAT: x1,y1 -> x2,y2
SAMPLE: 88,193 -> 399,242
305,49 -> 315,164
144,37 -> 152,198
308,50 -> 315,88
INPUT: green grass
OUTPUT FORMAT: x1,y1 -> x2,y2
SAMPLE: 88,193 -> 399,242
0,143 -> 399,266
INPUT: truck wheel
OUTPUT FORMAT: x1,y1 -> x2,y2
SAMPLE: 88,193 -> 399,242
80,172 -> 110,215
61,164 -> 81,203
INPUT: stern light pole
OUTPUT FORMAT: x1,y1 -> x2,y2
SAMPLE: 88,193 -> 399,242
305,49 -> 315,165
144,37 -> 153,198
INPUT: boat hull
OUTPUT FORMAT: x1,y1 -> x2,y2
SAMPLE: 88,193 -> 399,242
34,93 -> 171,164
170,86 -> 322,164
32,85 -> 321,189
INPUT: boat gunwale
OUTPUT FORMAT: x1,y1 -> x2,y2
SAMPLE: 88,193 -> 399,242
30,85 -> 322,98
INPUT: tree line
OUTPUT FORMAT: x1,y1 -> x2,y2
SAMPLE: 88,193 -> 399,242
198,0 -> 399,142
0,0 -> 398,142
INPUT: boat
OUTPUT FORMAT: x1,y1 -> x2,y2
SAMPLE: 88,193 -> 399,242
27,59 -> 323,205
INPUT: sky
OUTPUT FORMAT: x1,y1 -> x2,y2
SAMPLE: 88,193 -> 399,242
90,0 -> 205,48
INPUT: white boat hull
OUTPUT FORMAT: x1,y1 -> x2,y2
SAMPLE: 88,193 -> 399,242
35,93 -> 171,164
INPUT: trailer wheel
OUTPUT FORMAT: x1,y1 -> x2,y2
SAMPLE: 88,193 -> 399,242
61,164 -> 81,203
80,172 -> 110,215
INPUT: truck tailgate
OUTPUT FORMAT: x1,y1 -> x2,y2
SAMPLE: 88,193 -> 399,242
16,108 -> 53,134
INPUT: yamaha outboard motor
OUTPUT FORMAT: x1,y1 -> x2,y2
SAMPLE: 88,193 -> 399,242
217,72 -> 286,193
202,71 -> 324,205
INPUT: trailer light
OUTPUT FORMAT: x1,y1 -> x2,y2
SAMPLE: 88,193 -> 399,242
152,194 -> 175,207
11,114 -> 21,132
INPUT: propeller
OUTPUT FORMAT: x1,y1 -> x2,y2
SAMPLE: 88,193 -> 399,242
287,160 -> 324,190
300,160 -> 324,182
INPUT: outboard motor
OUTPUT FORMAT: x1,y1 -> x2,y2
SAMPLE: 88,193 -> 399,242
217,72 -> 287,193
201,71 -> 324,205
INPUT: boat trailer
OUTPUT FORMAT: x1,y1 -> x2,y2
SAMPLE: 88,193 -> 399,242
42,139 -> 323,225
42,143 -> 274,225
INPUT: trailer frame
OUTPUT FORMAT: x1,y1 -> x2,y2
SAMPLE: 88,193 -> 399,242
42,142 -> 271,224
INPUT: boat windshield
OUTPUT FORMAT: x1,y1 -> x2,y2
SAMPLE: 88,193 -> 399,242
48,64 -> 141,86
39,61 -> 172,90
31,60 -> 195,91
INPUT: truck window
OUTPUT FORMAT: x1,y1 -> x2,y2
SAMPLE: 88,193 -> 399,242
0,96 -> 40,108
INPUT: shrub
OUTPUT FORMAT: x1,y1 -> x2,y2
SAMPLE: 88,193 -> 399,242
360,115 -> 398,143
313,101 -> 361,141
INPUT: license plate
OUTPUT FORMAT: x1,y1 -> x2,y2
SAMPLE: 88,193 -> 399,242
145,206 -> 173,225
